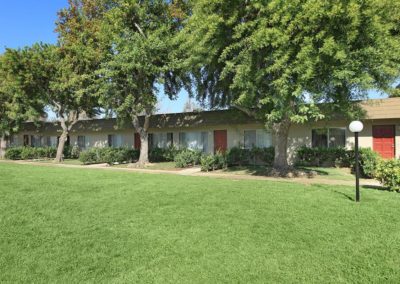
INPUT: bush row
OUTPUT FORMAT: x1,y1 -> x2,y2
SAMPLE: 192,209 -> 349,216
4,145 -> 80,160
79,147 -> 139,165
174,149 -> 202,168
295,146 -> 380,178
295,146 -> 351,168
198,147 -> 275,172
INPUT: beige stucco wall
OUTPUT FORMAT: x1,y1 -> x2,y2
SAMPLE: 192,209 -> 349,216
10,118 -> 400,162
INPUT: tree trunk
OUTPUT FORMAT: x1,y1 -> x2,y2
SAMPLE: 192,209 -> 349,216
137,131 -> 149,166
54,130 -> 68,163
131,114 -> 150,167
0,135 -> 7,159
272,119 -> 291,171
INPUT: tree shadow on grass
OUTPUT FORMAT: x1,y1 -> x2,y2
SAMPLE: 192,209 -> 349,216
333,190 -> 354,201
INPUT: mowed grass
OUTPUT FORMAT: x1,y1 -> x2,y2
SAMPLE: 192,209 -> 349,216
0,163 -> 399,283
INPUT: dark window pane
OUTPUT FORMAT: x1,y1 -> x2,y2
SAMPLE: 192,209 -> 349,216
328,128 -> 346,148
167,133 -> 173,146
312,129 -> 328,148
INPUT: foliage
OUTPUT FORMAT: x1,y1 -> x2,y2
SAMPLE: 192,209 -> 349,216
297,146 -> 383,178
226,147 -> 275,167
296,146 -> 350,167
200,151 -> 227,172
96,0 -> 190,164
375,159 -> 400,192
70,145 -> 81,159
78,147 -> 139,165
0,48 -> 47,138
5,147 -> 57,160
349,148 -> 381,178
181,0 -> 400,168
174,149 -> 202,168
149,146 -> 181,163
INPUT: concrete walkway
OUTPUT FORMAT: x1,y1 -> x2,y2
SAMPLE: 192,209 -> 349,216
0,159 -> 382,187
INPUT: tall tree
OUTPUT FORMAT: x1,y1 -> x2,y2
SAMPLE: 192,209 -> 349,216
44,0 -> 108,162
181,0 -> 400,170
0,48 -> 46,158
98,0 -> 189,166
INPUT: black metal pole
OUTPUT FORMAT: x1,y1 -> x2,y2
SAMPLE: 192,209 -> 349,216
355,132 -> 360,202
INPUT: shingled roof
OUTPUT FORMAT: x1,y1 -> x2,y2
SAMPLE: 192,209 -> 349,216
21,109 -> 260,133
360,97 -> 400,119
20,97 -> 400,133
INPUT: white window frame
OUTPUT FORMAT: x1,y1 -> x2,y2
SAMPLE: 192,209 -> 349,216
178,131 -> 208,152
311,127 -> 346,148
243,129 -> 272,149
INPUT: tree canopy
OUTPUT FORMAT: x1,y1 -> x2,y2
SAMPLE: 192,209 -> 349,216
97,0 -> 190,165
181,0 -> 400,169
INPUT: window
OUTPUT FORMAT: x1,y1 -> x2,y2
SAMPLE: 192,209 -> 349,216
167,133 -> 173,147
108,134 -> 122,148
77,136 -> 86,149
149,133 -> 172,149
23,135 -> 29,146
312,128 -> 346,148
179,131 -> 208,152
30,135 -> 43,147
10,135 -> 18,146
244,130 -> 272,149
46,136 -> 58,147
244,130 -> 256,149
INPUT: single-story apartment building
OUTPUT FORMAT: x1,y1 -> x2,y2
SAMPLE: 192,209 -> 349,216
5,97 -> 400,162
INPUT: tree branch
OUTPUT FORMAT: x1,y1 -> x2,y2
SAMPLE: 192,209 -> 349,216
232,105 -> 257,118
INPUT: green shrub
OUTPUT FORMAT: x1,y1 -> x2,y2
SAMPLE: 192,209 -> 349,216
149,146 -> 182,162
375,159 -> 400,192
5,146 -> 57,160
79,147 -> 139,165
226,146 -> 274,166
4,147 -> 23,160
348,148 -> 381,178
174,149 -> 202,168
78,150 -> 98,164
296,146 -> 350,167
200,151 -> 227,172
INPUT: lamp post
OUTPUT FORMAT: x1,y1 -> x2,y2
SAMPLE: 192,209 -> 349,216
349,120 -> 364,202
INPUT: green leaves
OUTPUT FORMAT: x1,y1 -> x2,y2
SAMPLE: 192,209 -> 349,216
182,0 -> 400,124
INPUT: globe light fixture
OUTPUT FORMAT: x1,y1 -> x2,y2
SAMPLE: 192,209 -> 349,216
349,120 -> 364,133
349,120 -> 364,202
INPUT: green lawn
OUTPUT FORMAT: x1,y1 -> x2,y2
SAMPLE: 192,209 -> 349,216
218,165 -> 356,181
0,162 -> 399,283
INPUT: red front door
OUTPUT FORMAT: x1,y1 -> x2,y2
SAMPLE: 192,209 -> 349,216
373,125 -> 395,159
214,130 -> 227,153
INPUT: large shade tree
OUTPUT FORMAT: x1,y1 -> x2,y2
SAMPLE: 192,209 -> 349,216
97,0 -> 189,166
181,0 -> 400,170
0,48 -> 46,158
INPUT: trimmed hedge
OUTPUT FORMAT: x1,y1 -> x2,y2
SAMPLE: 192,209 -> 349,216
79,147 -> 139,165
5,145 -> 80,160
296,146 -> 351,167
375,159 -> 400,192
5,147 -> 57,160
226,146 -> 275,167
149,146 -> 181,162
296,146 -> 384,179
